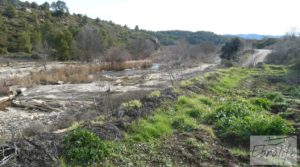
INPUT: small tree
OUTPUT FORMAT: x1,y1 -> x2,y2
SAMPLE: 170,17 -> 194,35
17,31 -> 32,53
50,0 -> 69,16
134,25 -> 139,31
75,25 -> 103,62
31,31 -> 42,51
3,5 -> 17,18
30,2 -> 39,9
40,2 -> 50,10
41,41 -> 50,71
220,38 -> 242,60
105,47 -> 132,63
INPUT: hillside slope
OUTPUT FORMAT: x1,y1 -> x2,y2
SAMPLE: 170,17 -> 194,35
0,0 -> 159,61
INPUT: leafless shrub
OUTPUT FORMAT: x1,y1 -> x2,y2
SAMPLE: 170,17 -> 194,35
159,40 -> 218,67
104,47 -> 132,63
0,81 -> 10,96
267,38 -> 300,65
126,37 -> 158,60
22,122 -> 46,137
75,25 -> 104,62
0,143 -> 18,166
55,114 -> 77,129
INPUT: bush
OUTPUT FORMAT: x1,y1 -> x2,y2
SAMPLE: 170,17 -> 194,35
63,128 -> 109,166
3,5 -> 18,18
121,100 -> 142,110
270,102 -> 289,113
171,117 -> 195,132
250,98 -> 272,110
188,110 -> 202,119
147,90 -> 161,98
214,100 -> 257,119
220,38 -> 242,60
262,92 -> 285,103
214,100 -> 293,143
0,81 -> 10,96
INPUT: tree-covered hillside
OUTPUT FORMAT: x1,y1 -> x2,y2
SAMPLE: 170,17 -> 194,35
149,30 -> 225,46
0,0 -> 159,61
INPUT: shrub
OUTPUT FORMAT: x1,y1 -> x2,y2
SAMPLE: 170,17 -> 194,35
250,98 -> 272,110
121,100 -> 142,110
63,128 -> 109,166
270,102 -> 289,113
214,100 -> 294,143
188,109 -> 202,119
262,92 -> 285,103
171,117 -> 195,132
0,81 -> 10,96
214,100 -> 257,119
147,90 -> 161,98
23,121 -> 46,137
131,113 -> 172,141
3,5 -> 17,18
216,114 -> 293,143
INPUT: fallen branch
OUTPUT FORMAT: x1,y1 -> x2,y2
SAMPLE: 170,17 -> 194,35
12,101 -> 60,112
0,143 -> 18,166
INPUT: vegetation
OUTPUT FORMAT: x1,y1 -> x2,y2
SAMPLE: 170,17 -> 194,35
149,30 -> 225,46
63,128 -> 109,166
220,38 -> 242,60
213,99 -> 293,143
121,100 -> 142,110
147,90 -> 161,98
55,64 -> 300,166
267,37 -> 300,66
0,0 -> 158,61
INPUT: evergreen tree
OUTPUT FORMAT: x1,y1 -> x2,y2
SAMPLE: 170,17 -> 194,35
3,5 -> 18,18
31,31 -> 42,51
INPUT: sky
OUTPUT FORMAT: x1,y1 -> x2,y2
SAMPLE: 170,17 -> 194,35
22,0 -> 300,35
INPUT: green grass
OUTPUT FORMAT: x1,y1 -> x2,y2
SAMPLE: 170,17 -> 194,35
128,95 -> 213,142
213,98 -> 294,143
62,65 -> 298,166
206,68 -> 256,94
230,147 -> 248,158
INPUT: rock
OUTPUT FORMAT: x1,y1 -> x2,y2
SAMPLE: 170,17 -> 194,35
115,79 -> 122,84
57,81 -> 64,85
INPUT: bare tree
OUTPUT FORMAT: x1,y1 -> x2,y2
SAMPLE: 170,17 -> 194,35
41,41 -> 50,71
75,25 -> 103,62
285,27 -> 299,40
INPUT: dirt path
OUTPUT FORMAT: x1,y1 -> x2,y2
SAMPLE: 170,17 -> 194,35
242,49 -> 272,67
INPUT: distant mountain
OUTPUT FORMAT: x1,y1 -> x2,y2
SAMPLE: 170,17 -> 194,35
224,34 -> 283,40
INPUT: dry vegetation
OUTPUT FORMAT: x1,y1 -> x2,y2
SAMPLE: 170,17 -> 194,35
11,60 -> 152,86
158,40 -> 218,67
0,81 -> 10,96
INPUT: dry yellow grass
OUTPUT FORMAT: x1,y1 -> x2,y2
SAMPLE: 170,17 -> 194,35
0,81 -> 10,96
12,60 -> 152,87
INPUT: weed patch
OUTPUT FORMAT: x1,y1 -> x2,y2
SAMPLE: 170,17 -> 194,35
147,90 -> 161,98
63,128 -> 109,166
213,99 -> 294,144
121,100 -> 142,110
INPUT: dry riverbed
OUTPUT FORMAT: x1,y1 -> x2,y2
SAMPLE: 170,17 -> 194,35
0,62 -> 217,142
